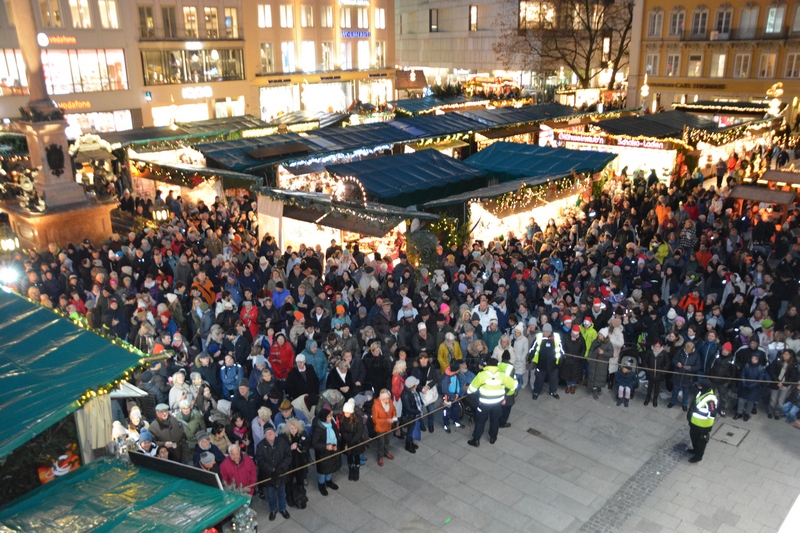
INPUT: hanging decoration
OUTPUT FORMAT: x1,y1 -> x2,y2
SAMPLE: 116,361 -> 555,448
479,173 -> 585,219
68,133 -> 114,156
683,118 -> 777,147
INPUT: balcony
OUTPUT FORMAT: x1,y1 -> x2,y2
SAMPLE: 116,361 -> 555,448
138,26 -> 243,41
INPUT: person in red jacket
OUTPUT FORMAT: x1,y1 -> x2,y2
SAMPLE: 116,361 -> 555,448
240,299 -> 259,339
219,442 -> 258,495
269,332 -> 295,380
679,288 -> 704,313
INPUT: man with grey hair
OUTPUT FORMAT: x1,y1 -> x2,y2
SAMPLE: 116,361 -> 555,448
220,443 -> 258,496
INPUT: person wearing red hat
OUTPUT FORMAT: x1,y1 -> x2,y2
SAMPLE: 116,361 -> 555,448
157,310 -> 178,337
561,325 -> 586,394
590,298 -> 611,330
708,342 -> 736,417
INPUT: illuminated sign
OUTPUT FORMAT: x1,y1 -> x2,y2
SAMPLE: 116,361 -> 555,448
181,86 -> 213,99
59,100 -> 91,110
556,130 -> 670,150
341,31 -> 371,38
649,82 -> 726,90
339,0 -> 370,5
616,138 -> 665,149
185,41 -> 203,50
37,33 -> 78,46
557,132 -> 605,145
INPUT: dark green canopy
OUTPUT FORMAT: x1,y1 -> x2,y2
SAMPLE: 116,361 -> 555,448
0,458 -> 250,532
0,292 -> 143,460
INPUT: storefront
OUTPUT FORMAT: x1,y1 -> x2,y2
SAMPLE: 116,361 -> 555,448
144,80 -> 250,127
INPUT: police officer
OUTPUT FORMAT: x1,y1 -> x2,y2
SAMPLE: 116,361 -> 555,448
467,357 -> 517,447
687,378 -> 718,463
529,323 -> 564,400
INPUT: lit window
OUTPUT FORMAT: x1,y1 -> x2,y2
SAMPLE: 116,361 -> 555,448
519,1 -> 554,30
258,5 -> 272,28
430,8 -> 438,32
183,7 -> 198,38
260,42 -> 274,73
375,8 -> 385,29
340,7 -> 351,29
687,54 -> 702,76
301,41 -> 315,72
709,53 -> 725,77
740,5 -> 759,39
470,6 -> 477,31
98,0 -> 118,29
666,54 -> 680,76
69,0 -> 91,28
40,0 -> 63,28
758,53 -> 776,77
204,7 -> 219,38
281,41 -> 295,72
765,5 -> 786,34
786,53 -> 800,78
733,54 -> 750,78
301,5 -> 313,28
648,9 -> 663,37
645,54 -> 659,76
224,7 -> 238,38
357,7 -> 368,29
321,42 -> 334,70
280,5 -> 293,28
321,6 -> 333,28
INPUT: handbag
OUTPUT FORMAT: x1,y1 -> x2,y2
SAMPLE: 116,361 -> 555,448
421,386 -> 439,406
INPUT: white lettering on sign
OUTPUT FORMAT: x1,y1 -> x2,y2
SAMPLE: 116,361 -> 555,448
616,138 -> 665,149
557,132 -> 605,145
182,86 -> 213,99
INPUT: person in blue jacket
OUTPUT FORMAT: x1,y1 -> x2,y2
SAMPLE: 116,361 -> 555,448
615,359 -> 639,407
220,353 -> 245,399
733,354 -> 769,421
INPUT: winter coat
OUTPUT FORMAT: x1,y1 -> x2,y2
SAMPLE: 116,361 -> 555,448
411,363 -> 440,395
311,417 -> 342,475
363,353 -> 392,390
587,339 -> 614,390
148,415 -> 187,462
560,334 -> 586,383
255,435 -> 292,488
372,399 -> 397,434
192,442 -> 225,468
738,363 -> 769,401
768,361 -> 798,391
400,387 -> 422,423
269,342 -> 296,380
231,389 -> 260,425
304,348 -> 328,385
337,412 -> 365,456
176,408 -> 205,451
220,363 -> 244,398
614,368 -> 639,389
512,334 -> 530,376
219,453 -> 258,495
672,348 -> 700,389
325,368 -> 353,398
285,366 -> 320,400
607,326 -> 626,374
437,342 -> 463,374
642,346 -> 670,382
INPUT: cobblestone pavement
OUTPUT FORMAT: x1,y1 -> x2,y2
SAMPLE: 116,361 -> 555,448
250,387 -> 800,532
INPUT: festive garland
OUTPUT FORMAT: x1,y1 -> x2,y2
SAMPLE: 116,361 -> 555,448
683,118 -> 777,146
482,174 -> 579,217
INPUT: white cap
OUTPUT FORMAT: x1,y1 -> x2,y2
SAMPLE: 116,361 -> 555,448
418,322 -> 427,331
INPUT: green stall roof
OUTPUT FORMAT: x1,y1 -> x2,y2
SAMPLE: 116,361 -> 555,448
463,142 -> 617,182
0,458 -> 249,533
0,292 -> 143,460
594,110 -> 717,138
326,150 -> 487,207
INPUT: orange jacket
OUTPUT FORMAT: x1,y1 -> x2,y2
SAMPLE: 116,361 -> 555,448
372,399 -> 397,434
678,294 -> 703,312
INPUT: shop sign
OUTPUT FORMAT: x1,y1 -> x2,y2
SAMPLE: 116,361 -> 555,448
185,41 -> 203,50
557,132 -> 605,145
339,0 -> 370,4
649,82 -> 726,90
181,86 -> 213,99
342,31 -> 370,38
37,33 -> 77,46
59,100 -> 91,111
616,138 -> 665,149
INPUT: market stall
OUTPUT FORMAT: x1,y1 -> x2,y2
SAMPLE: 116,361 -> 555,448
758,170 -> 800,191
257,186 -> 438,256
727,185 -> 797,222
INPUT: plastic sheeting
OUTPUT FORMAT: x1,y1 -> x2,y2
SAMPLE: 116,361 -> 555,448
0,458 -> 250,532
0,292 -> 142,460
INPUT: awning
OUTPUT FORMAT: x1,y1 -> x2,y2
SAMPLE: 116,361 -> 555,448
463,141 -> 617,182
476,124 -> 541,139
595,110 -> 717,138
389,95 -> 491,116
258,187 -> 438,237
73,149 -> 117,163
326,150 -> 487,207
728,185 -> 796,206
131,159 -> 263,190
0,292 -> 143,460
0,458 -> 249,533
456,102 -> 577,127
410,139 -> 469,151
422,172 -> 571,208
760,170 -> 800,186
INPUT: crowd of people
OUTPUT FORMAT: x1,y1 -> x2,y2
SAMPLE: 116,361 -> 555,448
7,147 -> 800,521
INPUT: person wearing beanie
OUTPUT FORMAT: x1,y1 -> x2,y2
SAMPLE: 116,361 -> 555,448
642,338 -> 670,407
254,423 -> 291,520
285,351 -> 321,401
400,376 -> 423,454
560,324 -> 586,395
136,428 -> 157,456
311,406 -> 342,496
587,327 -> 613,400
529,322 -> 564,400
198,451 -> 220,474
338,398 -> 366,481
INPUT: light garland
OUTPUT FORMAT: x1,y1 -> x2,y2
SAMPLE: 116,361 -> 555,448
69,133 -> 114,156
683,118 -> 776,146
565,127 -> 693,152
481,174 -> 584,218
285,144 -> 394,168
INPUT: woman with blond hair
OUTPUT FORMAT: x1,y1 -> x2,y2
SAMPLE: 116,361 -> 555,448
282,418 -> 309,508
390,360 -> 407,436
371,389 -> 397,466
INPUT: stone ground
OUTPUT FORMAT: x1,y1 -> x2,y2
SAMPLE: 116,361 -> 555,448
250,386 -> 800,532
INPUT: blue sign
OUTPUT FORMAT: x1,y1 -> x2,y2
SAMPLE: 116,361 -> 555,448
341,30 -> 371,38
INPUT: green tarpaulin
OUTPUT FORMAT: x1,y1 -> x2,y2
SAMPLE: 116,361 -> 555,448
0,458 -> 249,532
0,292 -> 143,460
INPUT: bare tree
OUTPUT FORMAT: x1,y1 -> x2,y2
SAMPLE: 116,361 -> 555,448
494,0 -> 634,90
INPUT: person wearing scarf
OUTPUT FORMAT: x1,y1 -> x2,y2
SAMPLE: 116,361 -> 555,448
311,407 -> 342,495
371,389 -> 397,466
400,376 -> 423,454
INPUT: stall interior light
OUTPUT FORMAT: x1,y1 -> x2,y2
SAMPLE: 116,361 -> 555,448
757,179 -> 768,184
0,237 -> 18,251
152,208 -> 169,221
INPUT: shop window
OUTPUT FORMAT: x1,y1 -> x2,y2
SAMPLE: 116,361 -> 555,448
690,8 -> 707,37
301,41 -> 315,72
687,54 -> 702,76
669,8 -> 685,36
300,5 -> 313,27
519,1 -> 554,30
0,49 -> 28,96
339,41 -> 352,69
321,6 -> 333,28
765,4 -> 786,34
31,48 -> 128,94
260,42 -> 274,73
258,4 -> 272,28
141,48 -> 244,85
340,7 -> 351,29
138,5 -> 154,38
357,40 -> 369,69
665,54 -> 680,76
224,8 -> 238,38
280,5 -> 293,28
758,52 -> 776,77
98,0 -> 118,29
645,54 -> 659,76
281,41 -> 295,72
647,9 -> 663,37
733,54 -> 750,78
375,8 -> 385,29
40,0 -> 63,27
429,8 -> 438,32
183,7 -> 198,38
4,0 -> 14,25
162,6 -> 177,38
709,52 -> 726,77
714,6 -> 732,36
375,41 -> 385,68
357,7 -> 368,29
469,6 -> 477,31
204,7 -> 218,38
322,42 -> 334,70
740,5 -> 758,39
786,53 -> 800,77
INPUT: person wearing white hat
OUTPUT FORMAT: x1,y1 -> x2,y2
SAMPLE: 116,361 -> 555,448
401,376 -> 422,453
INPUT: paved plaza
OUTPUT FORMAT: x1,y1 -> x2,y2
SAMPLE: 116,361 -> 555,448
251,387 -> 800,532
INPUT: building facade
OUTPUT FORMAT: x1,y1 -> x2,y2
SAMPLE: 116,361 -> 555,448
243,0 -> 395,122
632,0 -> 800,122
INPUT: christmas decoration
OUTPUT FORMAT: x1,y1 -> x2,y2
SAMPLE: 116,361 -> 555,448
223,503 -> 258,533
